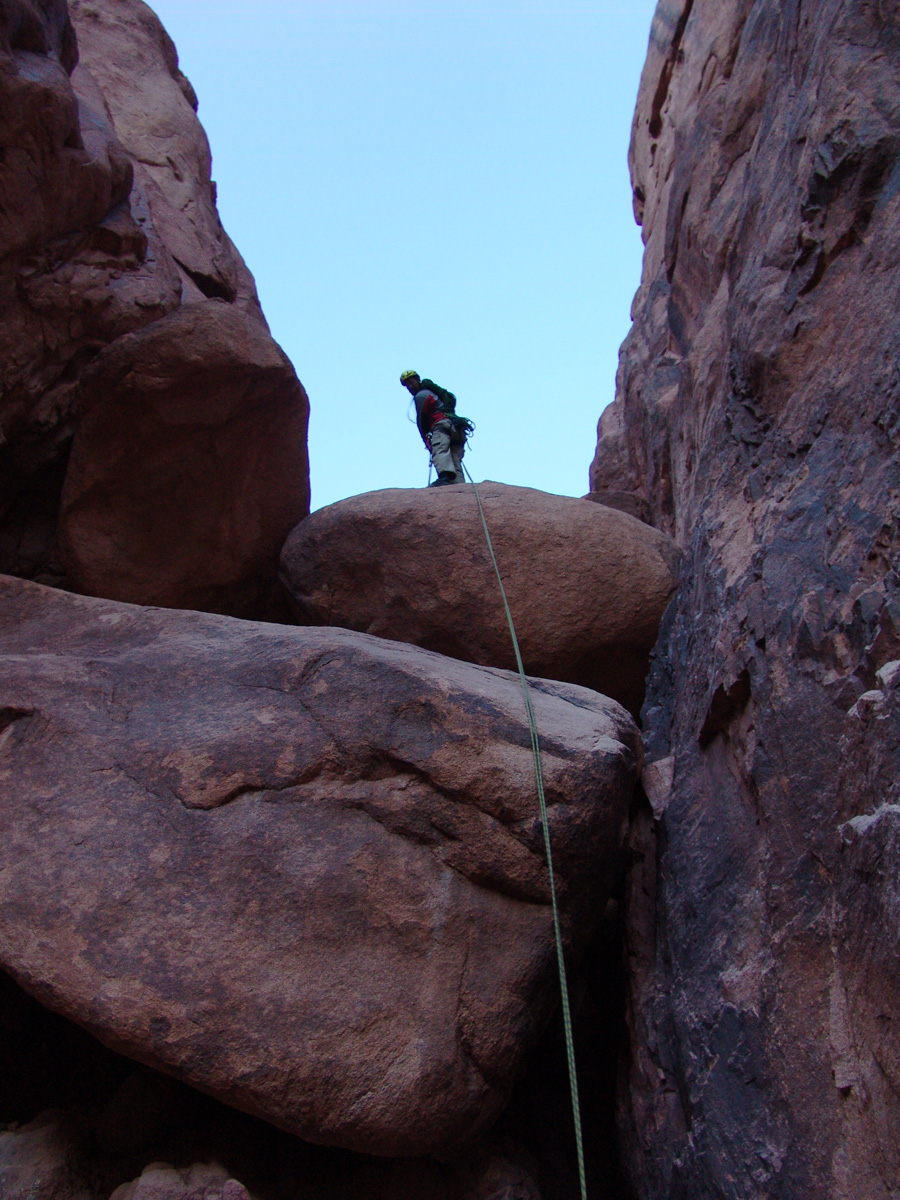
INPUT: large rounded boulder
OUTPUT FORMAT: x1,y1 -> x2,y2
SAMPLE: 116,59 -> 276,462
280,482 -> 680,714
0,574 -> 639,1159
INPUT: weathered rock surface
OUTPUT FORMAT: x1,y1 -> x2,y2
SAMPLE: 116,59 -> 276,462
0,1111 -> 93,1200
0,964 -> 554,1200
0,574 -> 639,1159
0,0 -> 309,612
110,1163 -> 252,1200
280,483 -> 679,715
69,0 -> 261,317
593,1 -> 900,1195
58,300 -> 309,616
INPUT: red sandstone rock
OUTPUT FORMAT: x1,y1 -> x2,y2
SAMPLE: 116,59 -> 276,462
58,300 -> 309,616
0,574 -> 638,1159
0,0 -> 309,613
280,483 -> 679,715
69,0 -> 263,320
593,0 -> 900,1194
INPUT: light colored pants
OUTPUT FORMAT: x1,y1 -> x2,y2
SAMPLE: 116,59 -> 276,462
429,419 -> 466,481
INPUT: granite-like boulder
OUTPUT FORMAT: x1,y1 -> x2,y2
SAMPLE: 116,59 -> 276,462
0,574 -> 639,1158
58,300 -> 308,617
1,0 -> 310,612
280,483 -> 679,715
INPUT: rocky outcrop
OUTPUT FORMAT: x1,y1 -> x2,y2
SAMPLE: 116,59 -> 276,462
0,574 -> 639,1160
593,0 -> 900,1195
280,483 -> 679,716
0,0 -> 308,613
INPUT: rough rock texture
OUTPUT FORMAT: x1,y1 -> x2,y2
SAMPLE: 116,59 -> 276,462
109,1162 -> 252,1200
0,966 -> 553,1200
0,0 -> 308,612
0,574 -> 639,1161
280,483 -> 679,716
592,1 -> 900,1196
0,1111 -> 94,1200
58,300 -> 309,615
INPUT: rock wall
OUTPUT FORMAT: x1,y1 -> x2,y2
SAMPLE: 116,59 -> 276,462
592,0 -> 900,1196
0,0 -> 308,616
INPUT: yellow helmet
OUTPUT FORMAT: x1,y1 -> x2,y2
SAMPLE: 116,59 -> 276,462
400,369 -> 419,383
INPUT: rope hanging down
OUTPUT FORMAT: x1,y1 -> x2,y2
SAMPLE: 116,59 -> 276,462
461,465 -> 588,1200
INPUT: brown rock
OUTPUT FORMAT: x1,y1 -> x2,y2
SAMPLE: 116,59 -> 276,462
280,483 -> 679,715
0,574 -> 638,1158
581,489 -> 651,525
58,300 -> 309,616
0,0 -> 308,614
69,0 -> 263,319
593,0 -> 900,1194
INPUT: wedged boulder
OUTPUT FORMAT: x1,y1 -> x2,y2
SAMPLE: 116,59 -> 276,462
279,482 -> 680,715
0,575 -> 639,1159
58,300 -> 309,617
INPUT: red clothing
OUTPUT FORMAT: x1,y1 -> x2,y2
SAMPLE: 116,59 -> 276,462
414,389 -> 446,444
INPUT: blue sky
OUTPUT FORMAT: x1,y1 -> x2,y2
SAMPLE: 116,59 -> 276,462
146,0 -> 657,510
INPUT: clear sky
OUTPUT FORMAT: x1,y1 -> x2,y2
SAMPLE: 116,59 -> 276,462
146,0 -> 657,511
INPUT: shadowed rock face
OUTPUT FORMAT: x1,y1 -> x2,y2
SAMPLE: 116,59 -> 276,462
0,0 -> 308,614
0,574 -> 639,1161
280,483 -> 680,717
592,0 -> 900,1196
58,300 -> 309,616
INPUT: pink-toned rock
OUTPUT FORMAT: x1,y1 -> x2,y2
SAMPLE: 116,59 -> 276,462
593,0 -> 900,1195
0,574 -> 638,1159
280,483 -> 679,715
59,300 -> 309,616
110,1162 -> 252,1200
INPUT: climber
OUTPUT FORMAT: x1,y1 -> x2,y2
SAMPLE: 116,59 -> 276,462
400,370 -> 472,487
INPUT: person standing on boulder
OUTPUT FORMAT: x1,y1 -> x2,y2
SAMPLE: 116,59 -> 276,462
400,370 -> 472,487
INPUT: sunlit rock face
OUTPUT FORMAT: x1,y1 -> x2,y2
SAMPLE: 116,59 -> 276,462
593,0 -> 900,1195
0,0 -> 308,615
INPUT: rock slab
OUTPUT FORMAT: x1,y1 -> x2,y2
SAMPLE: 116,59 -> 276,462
0,575 -> 639,1159
280,483 -> 679,715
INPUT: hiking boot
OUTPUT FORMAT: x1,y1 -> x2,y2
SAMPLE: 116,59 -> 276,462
429,472 -> 456,487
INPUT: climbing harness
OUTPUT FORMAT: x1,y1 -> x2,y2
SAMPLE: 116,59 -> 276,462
461,462 -> 588,1200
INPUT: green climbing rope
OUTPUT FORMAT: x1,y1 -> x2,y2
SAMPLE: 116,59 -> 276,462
462,465 -> 588,1200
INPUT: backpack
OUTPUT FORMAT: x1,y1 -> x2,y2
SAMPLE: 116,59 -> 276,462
420,378 -> 457,414
420,379 -> 475,437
